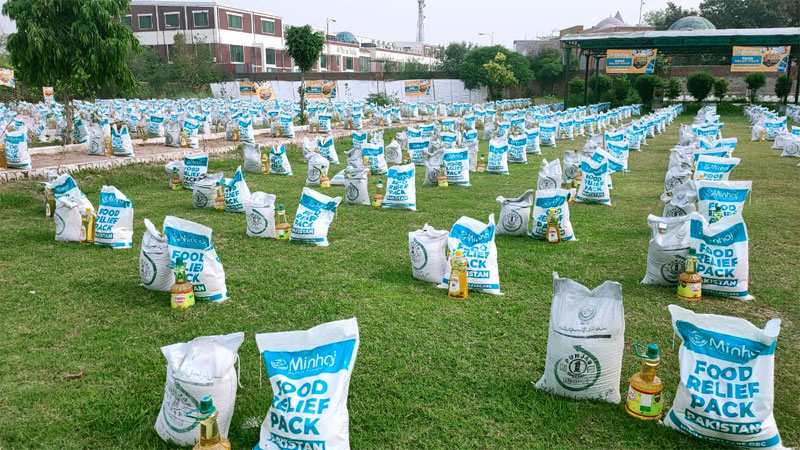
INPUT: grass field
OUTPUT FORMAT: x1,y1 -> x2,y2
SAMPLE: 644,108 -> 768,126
1,112 -> 798,449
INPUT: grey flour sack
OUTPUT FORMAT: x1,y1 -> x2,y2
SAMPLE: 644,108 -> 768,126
641,214 -> 691,286
408,224 -> 449,284
536,272 -> 625,403
496,190 -> 534,236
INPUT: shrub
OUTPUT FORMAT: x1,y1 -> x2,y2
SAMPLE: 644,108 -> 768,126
775,75 -> 792,103
713,79 -> 729,101
686,72 -> 715,102
589,73 -> 613,102
665,77 -> 682,100
634,75 -> 664,104
612,77 -> 631,106
366,92 -> 399,107
745,72 -> 766,102
568,76 -> 585,105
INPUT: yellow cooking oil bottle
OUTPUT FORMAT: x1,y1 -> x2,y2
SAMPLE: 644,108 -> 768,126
477,153 -> 487,172
320,167 -> 330,188
170,257 -> 195,309
437,161 -> 448,187
677,249 -> 702,301
170,167 -> 183,191
372,179 -> 384,207
447,249 -> 468,299
261,152 -> 270,174
546,208 -> 561,244
186,396 -> 231,450
104,135 -> 113,156
214,185 -> 225,211
44,186 -> 56,217
80,207 -> 95,244
625,343 -> 664,420
275,204 -> 291,241
0,143 -> 7,168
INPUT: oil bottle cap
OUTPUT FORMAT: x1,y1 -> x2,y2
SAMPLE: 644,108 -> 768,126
278,204 -> 285,211
634,342 -> 660,360
176,257 -> 184,266
455,249 -> 463,257
198,396 -> 216,415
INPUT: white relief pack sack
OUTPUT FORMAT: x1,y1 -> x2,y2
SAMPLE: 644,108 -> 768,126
442,148 -> 470,186
385,139 -> 402,165
163,216 -> 228,302
245,192 -> 277,238
269,146 -> 293,176
290,188 -> 342,247
687,212 -> 752,300
575,157 -> 611,205
525,127 -> 541,154
537,158 -> 562,190
343,167 -> 370,206
94,185 -> 134,249
531,189 -> 576,241
255,318 -> 359,450
441,214 -> 502,295
140,218 -> 175,291
408,137 -> 430,166
693,155 -> 740,181
48,173 -> 93,212
535,272 -> 624,403
540,123 -> 557,147
487,138 -> 509,175
383,164 -> 417,210
362,142 -> 388,175
183,152 -> 209,189
496,189 -> 534,236
409,224 -> 449,284
221,166 -> 251,213
318,136 -> 340,165
641,214 -> 691,285
507,134 -> 528,164
155,332 -> 243,447
305,153 -> 330,187
664,305 -> 783,448
696,180 -> 751,223
111,125 -> 135,157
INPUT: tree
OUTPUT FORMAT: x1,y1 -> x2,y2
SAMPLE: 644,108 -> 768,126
612,77 -> 631,105
3,0 -> 138,143
390,61 -> 432,80
634,75 -> 664,105
528,48 -> 565,95
588,73 -> 613,102
774,75 -> 792,103
483,53 -> 518,100
172,33 -> 198,88
285,25 -> 324,124
665,77 -> 682,100
439,42 -> 472,77
644,1 -> 698,29
686,72 -> 715,102
744,72 -> 766,102
700,0 -> 799,29
713,78 -> 729,101
459,45 -> 532,95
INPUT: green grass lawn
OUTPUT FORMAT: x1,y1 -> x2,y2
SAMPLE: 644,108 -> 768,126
0,112 -> 798,449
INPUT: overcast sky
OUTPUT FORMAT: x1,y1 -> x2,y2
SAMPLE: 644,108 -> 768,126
1,0 -> 703,47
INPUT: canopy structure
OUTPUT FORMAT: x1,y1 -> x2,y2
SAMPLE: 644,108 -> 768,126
559,27 -> 800,105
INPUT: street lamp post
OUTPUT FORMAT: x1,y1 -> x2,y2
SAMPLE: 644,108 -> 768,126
478,32 -> 494,46
326,18 -> 336,71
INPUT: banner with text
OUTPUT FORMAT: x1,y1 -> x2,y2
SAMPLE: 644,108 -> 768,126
0,68 -> 15,88
256,83 -> 275,102
239,81 -> 256,96
404,79 -> 433,97
42,86 -> 54,101
731,46 -> 791,72
305,80 -> 337,99
605,49 -> 657,74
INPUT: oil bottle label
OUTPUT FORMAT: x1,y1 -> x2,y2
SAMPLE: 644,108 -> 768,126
677,281 -> 702,300
448,277 -> 461,294
626,385 -> 663,419
171,292 -> 195,309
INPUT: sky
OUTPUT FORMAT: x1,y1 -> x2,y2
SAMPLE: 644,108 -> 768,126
0,0 -> 703,47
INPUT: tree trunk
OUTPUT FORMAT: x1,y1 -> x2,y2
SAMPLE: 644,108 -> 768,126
62,91 -> 73,146
299,71 -> 306,125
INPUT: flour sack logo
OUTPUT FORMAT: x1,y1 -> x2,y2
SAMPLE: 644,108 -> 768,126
661,256 -> 686,283
409,238 -> 428,270
502,209 -> 523,233
346,184 -> 360,202
538,177 -> 557,190
555,345 -> 601,391
247,210 -> 268,234
578,305 -> 597,323
193,190 -> 208,208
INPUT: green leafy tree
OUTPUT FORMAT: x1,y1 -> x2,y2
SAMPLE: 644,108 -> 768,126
439,42 -> 472,77
482,53 -> 518,100
686,72 -> 715,102
588,73 -> 613,102
172,33 -> 198,88
612,77 -> 632,105
644,1 -> 698,29
3,0 -> 138,143
634,75 -> 664,105
567,76 -> 585,106
744,72 -> 766,102
665,77 -> 682,100
528,48 -> 566,95
459,45 -> 532,96
285,25 -> 324,123
653,56 -> 670,77
700,0 -> 799,28
390,61 -> 432,80
713,78 -> 729,101
774,75 -> 792,103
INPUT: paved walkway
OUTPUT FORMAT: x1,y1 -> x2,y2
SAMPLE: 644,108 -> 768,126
0,120 -> 418,183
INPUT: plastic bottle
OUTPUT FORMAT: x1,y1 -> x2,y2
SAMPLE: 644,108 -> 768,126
214,185 -> 225,211
261,153 -> 270,174
104,135 -> 113,156
45,186 -> 55,218
320,167 -> 330,188
170,167 -> 183,191
0,143 -> 7,168
437,161 -> 448,187
186,396 -> 231,450
276,204 -> 291,240
233,127 -> 240,142
677,250 -> 702,301
625,343 -> 664,420
477,153 -> 486,173
372,179 -> 384,207
712,204 -> 724,224
80,208 -> 95,244
447,249 -> 468,299
546,208 -> 561,244
180,130 -> 189,148
170,257 -> 195,309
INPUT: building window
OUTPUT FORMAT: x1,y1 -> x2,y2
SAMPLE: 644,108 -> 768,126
425,47 -> 431,56
345,57 -> 354,71
122,15 -> 132,27
265,48 -> 276,65
359,56 -> 370,72
261,19 -> 275,34
230,45 -> 244,63
138,14 -> 153,30
227,13 -> 243,30
319,55 -> 326,68
167,44 -> 174,63
164,12 -> 180,28
193,11 -> 208,27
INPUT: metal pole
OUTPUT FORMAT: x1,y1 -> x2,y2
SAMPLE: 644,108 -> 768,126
786,54 -> 793,103
594,55 -> 600,102
583,53 -> 590,105
794,52 -> 800,105
564,45 -> 571,106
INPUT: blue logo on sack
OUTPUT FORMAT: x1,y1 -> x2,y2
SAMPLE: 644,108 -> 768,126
675,320 -> 775,364
263,339 -> 356,380
450,223 -> 495,246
